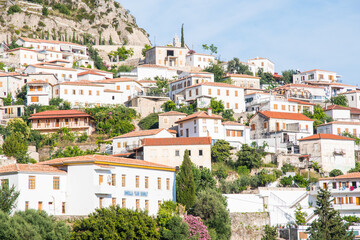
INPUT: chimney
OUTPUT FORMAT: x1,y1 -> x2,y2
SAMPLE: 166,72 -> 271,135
239,116 -> 244,124
207,108 -> 212,116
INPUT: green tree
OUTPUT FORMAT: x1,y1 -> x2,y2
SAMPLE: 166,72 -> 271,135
42,6 -> 48,16
108,46 -> 134,61
161,100 -> 176,112
281,69 -> 297,83
0,62 -> 5,71
204,62 -> 225,82
330,95 -> 348,107
329,169 -> 343,177
0,184 -> 20,215
138,113 -> 159,130
192,166 -> 216,193
15,86 -> 27,105
109,35 -> 113,45
295,204 -> 308,226
3,94 -> 12,106
181,24 -> 185,48
142,44 -> 151,57
189,188 -> 232,240
3,133 -> 28,161
202,44 -> 218,55
210,98 -> 224,114
236,144 -> 266,170
160,215 -> 189,240
280,176 -> 293,187
222,109 -> 235,121
308,187 -> 353,240
7,5 -> 22,15
211,140 -> 233,163
71,206 -> 159,239
261,225 -> 277,240
176,150 -> 196,210
6,118 -> 30,139
227,58 -> 253,75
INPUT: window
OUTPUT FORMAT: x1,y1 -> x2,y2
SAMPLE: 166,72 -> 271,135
251,124 -> 256,130
180,130 -> 183,136
73,90 -> 76,95
283,123 -> 286,129
235,103 -> 238,109
189,90 -> 192,97
332,182 -> 337,189
99,175 -> 103,185
145,200 -> 149,211
64,89 -> 68,94
282,105 -> 286,110
96,90 -> 100,96
89,90 -> 92,95
122,174 -> 126,187
215,127 -> 218,133
175,150 -> 180,156
80,90 -> 84,95
112,174 -> 116,186
145,177 -> 149,189
112,198 -> 116,206
188,150 -> 191,156
337,128 -> 341,134
226,103 -> 230,108
117,86 -> 120,91
354,129 -> 357,136
38,201 -> 42,211
217,89 -> 220,95
136,176 -> 140,188
345,128 -> 349,133
226,90 -> 229,96
194,126 -> 197,133
55,89 -> 59,95
29,176 -> 35,189
264,122 -> 267,128
136,199 -> 140,210
122,198 -> 126,208
202,119 -> 206,124
199,150 -> 203,156
194,120 -> 197,124
53,177 -> 60,190
126,85 -> 130,90
158,177 -> 162,189
208,89 -> 211,95
235,91 -> 238,97
180,123 -> 183,128
62,202 -> 66,213
166,178 -> 170,190
350,197 -> 353,204
274,104 -> 278,110
25,201 -> 29,210
99,197 -> 103,208
196,89 -> 199,95
31,96 -> 39,102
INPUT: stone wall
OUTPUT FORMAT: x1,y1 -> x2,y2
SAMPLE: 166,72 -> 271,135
230,212 -> 270,240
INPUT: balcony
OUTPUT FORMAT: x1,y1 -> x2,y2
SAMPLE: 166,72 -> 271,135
334,149 -> 345,155
95,183 -> 114,195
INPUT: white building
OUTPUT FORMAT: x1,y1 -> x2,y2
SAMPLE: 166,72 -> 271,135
316,120 -> 360,138
77,70 -> 108,81
158,111 -> 187,130
311,173 -> 360,218
112,128 -> 174,154
145,46 -> 187,67
222,73 -> 260,89
293,69 -> 339,84
95,78 -> 143,102
77,67 -> 113,79
273,84 -> 327,102
0,155 -> 175,216
299,133 -> 355,173
184,82 -> 245,114
323,105 -> 351,121
139,137 -> 212,169
186,53 -> 215,69
176,110 -> 250,149
25,63 -> 77,82
340,90 -> 360,109
27,80 -> 52,105
118,64 -> 178,81
248,57 -> 275,74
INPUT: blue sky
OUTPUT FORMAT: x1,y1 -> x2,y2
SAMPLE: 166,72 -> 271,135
120,0 -> 360,86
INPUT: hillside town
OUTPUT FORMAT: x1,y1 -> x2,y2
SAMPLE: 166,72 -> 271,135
0,2 -> 359,239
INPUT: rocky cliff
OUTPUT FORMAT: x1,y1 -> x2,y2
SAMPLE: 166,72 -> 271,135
0,0 -> 150,47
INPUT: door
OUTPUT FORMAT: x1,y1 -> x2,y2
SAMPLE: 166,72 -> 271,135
186,129 -> 189,137
356,197 -> 360,206
17,107 -> 21,117
56,119 -> 60,127
276,122 -> 280,131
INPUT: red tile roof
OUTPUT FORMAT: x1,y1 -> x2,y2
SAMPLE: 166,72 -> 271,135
27,80 -> 48,84
224,74 -> 260,79
29,110 -> 91,120
113,128 -> 167,139
185,81 -> 244,89
58,81 -> 104,87
0,164 -> 65,174
318,121 -> 360,126
320,172 -> 360,180
323,104 -> 350,111
175,111 -> 222,123
48,59 -> 70,63
77,70 -> 105,76
142,137 -> 211,146
340,90 -> 360,94
29,64 -> 77,71
19,37 -> 83,46
137,64 -> 168,69
138,80 -> 156,83
222,121 -> 245,126
7,47 -> 38,53
79,67 -> 112,74
158,111 -> 187,116
288,99 -> 316,105
258,111 -> 313,121
95,78 -> 142,86
298,133 -> 354,141
37,155 -> 174,171
274,84 -> 323,89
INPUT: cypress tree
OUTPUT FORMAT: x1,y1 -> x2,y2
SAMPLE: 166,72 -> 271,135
308,187 -> 353,240
181,23 -> 184,47
176,150 -> 195,210
109,35 -> 113,45
72,31 -> 75,43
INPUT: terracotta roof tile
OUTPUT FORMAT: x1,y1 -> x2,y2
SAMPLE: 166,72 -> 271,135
258,111 -> 313,121
175,111 -> 222,123
300,69 -> 336,74
0,164 -> 65,174
137,64 -> 168,69
323,105 -> 350,111
29,110 -> 91,120
224,73 -> 260,79
222,121 -> 244,126
142,137 -> 212,146
48,59 -> 70,63
94,78 -> 142,86
29,64 -> 77,71
158,111 -> 187,116
318,121 -> 360,126
274,84 -> 323,89
113,129 -> 166,139
77,70 -> 105,76
288,99 -> 316,105
298,133 -> 354,141
27,80 -> 48,84
37,155 -> 174,171
7,47 -> 38,53
58,81 -> 104,87
322,172 -> 360,180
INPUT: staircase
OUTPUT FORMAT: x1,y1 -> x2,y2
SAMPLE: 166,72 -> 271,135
290,192 -> 310,208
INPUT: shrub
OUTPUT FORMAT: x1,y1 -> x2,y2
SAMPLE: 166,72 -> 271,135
38,21 -> 46,27
184,215 -> 211,240
138,113 -> 159,130
329,169 -> 343,177
8,5 -> 22,15
125,26 -> 133,34
42,6 -> 48,16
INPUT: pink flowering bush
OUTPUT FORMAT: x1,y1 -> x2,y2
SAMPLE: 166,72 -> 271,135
184,215 -> 211,240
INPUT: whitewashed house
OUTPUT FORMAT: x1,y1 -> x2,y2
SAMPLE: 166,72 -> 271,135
248,57 -> 275,74
293,69 -> 339,84
340,90 -> 360,109
26,80 -> 52,105
25,64 -> 77,82
185,53 -> 215,69
0,155 -> 176,216
316,120 -> 360,138
222,73 -> 260,89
